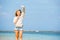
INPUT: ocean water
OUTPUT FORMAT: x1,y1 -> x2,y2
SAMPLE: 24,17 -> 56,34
0,32 -> 60,40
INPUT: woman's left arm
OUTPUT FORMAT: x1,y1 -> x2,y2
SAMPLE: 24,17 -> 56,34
21,5 -> 25,17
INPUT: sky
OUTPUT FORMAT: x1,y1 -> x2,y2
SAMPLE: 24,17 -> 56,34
0,0 -> 60,31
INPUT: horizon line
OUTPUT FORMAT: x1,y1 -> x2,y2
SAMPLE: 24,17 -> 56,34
0,30 -> 60,32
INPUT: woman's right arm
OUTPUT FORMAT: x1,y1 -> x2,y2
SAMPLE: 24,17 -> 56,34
13,17 -> 19,24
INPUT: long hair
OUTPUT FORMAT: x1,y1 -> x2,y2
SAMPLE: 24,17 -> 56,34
15,9 -> 22,16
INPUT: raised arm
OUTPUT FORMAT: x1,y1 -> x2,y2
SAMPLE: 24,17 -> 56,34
21,5 -> 25,17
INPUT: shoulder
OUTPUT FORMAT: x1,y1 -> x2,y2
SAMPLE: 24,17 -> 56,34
14,16 -> 17,19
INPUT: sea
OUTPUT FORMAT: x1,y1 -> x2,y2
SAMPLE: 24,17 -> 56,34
0,31 -> 60,40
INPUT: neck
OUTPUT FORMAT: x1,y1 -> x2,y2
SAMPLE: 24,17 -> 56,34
18,15 -> 20,16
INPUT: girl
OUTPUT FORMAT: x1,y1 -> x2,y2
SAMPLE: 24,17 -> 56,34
13,5 -> 25,40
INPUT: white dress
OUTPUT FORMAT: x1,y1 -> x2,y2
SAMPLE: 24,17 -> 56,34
13,12 -> 25,27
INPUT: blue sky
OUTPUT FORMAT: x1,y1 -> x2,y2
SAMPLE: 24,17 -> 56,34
0,0 -> 60,31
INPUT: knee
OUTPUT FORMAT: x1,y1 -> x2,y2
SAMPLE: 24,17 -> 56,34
16,34 -> 19,38
15,31 -> 19,38
20,35 -> 22,38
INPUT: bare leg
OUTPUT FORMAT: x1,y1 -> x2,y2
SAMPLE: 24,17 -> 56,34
15,30 -> 19,40
19,30 -> 23,40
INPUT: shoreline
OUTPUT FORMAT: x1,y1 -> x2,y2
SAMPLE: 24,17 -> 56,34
0,30 -> 60,33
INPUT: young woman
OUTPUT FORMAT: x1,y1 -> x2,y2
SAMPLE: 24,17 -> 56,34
13,5 -> 25,40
